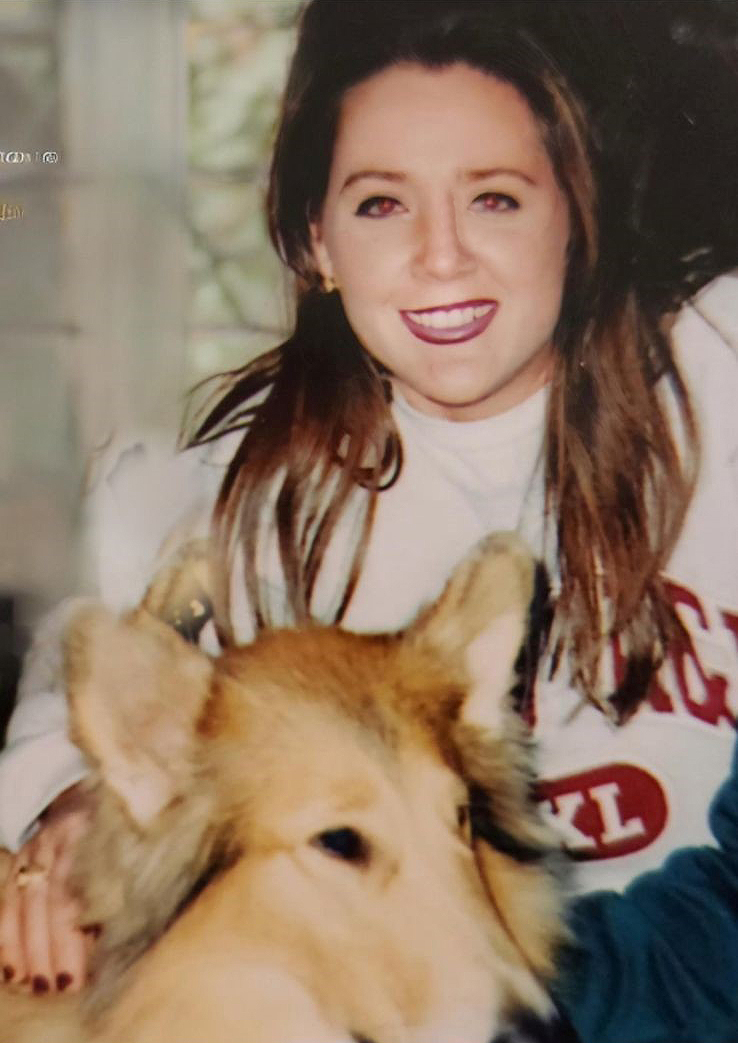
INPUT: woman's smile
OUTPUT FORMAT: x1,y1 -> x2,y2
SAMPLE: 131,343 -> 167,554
400,300 -> 498,343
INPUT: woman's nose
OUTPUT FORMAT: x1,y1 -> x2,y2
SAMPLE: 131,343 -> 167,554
412,202 -> 475,281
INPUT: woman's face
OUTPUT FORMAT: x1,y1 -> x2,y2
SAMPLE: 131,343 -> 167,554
310,62 -> 571,421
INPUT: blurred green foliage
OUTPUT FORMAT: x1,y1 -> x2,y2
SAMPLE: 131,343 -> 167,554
187,0 -> 302,382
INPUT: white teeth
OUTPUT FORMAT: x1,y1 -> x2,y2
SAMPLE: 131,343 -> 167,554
407,303 -> 493,330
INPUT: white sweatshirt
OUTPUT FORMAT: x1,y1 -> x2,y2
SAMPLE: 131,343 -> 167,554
1,275 -> 737,901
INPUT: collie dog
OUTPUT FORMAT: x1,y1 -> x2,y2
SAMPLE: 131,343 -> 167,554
0,534 -> 573,1043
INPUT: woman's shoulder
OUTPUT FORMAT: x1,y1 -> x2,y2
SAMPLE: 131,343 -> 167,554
81,427 -> 240,611
671,272 -> 738,416
84,427 -> 239,491
689,271 -> 738,352
672,272 -> 738,366
666,273 -> 738,603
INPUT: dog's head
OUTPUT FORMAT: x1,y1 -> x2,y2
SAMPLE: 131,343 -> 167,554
64,533 -> 572,1043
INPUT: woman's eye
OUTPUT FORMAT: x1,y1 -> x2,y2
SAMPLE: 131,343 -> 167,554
312,826 -> 370,865
355,195 -> 403,218
472,192 -> 519,213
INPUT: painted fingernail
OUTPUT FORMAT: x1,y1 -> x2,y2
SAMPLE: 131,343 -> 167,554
56,972 -> 72,992
32,975 -> 49,994
2,965 -> 13,982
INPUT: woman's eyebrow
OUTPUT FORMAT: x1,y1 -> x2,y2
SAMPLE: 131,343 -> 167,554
340,170 -> 407,191
464,167 -> 536,185
340,167 -> 537,192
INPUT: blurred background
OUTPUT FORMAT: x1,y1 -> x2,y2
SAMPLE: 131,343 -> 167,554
0,0 -> 303,691
0,0 -> 301,728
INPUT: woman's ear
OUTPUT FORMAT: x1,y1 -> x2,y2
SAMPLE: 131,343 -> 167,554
308,218 -> 335,288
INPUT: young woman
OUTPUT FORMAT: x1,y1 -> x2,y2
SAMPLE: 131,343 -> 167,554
1,2 -> 737,1040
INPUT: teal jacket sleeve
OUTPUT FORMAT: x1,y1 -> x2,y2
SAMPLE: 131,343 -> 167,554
553,735 -> 738,1043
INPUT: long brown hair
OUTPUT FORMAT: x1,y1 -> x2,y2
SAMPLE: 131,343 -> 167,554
187,0 -> 699,718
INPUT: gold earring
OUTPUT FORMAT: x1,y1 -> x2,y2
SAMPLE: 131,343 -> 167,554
323,274 -> 337,293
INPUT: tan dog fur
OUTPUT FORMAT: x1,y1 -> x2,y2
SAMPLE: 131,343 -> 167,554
0,533 -> 565,1043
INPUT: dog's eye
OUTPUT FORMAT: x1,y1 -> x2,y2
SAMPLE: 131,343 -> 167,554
313,827 -> 369,865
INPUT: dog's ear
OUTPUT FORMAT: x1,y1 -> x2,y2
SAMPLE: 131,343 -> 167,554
65,605 -> 213,829
140,538 -> 216,644
408,531 -> 533,732
408,534 -> 564,977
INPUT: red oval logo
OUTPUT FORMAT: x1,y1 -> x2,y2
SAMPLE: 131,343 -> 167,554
536,763 -> 668,860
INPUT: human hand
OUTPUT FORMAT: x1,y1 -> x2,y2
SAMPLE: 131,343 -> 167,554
0,784 -> 95,994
